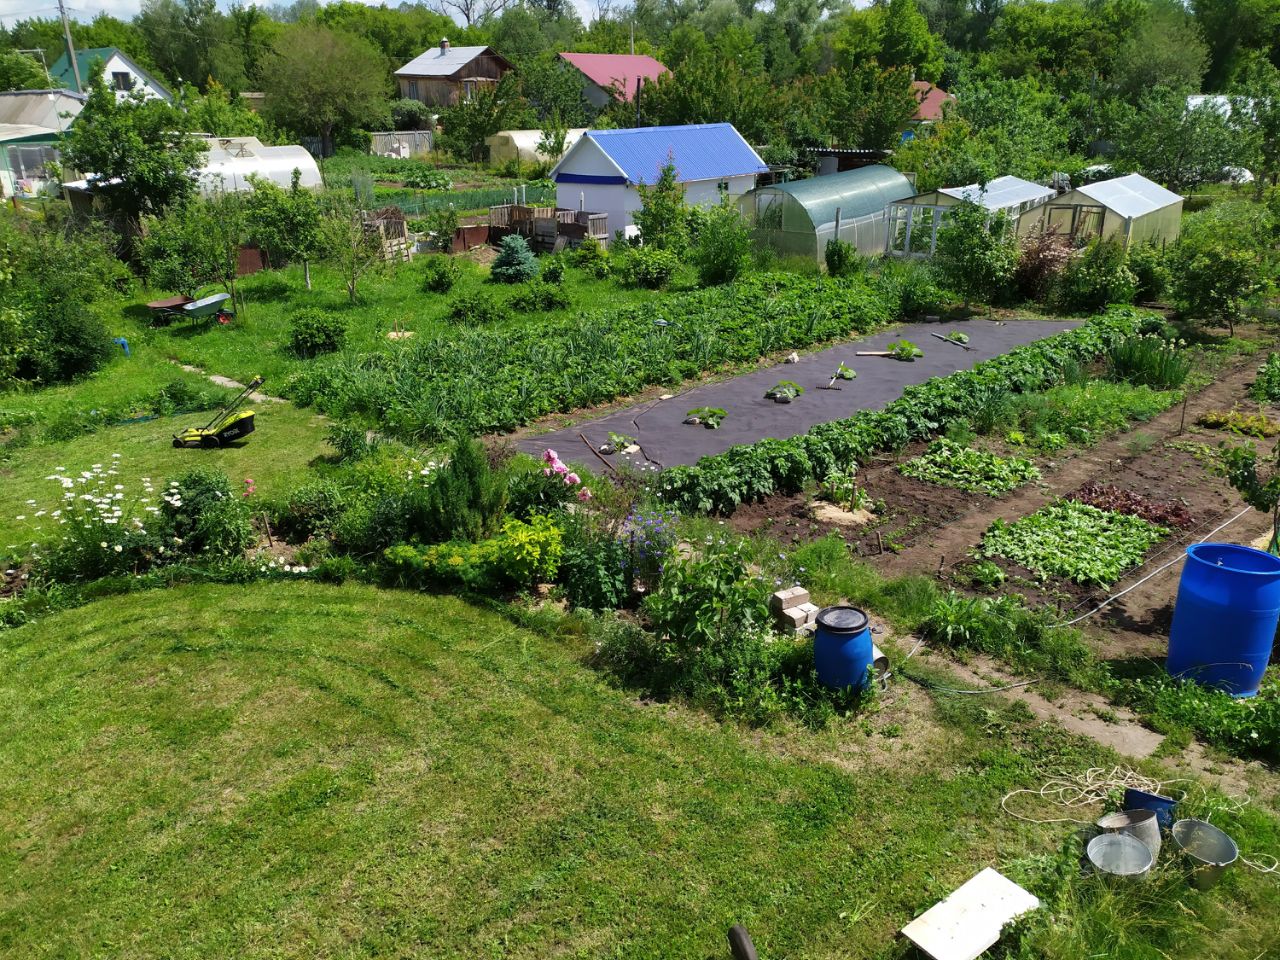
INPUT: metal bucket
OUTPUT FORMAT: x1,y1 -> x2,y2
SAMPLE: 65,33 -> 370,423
1087,833 -> 1153,880
1098,809 -> 1162,861
1172,819 -> 1239,891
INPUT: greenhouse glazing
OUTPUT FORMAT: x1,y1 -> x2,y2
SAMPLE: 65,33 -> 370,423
740,165 -> 915,262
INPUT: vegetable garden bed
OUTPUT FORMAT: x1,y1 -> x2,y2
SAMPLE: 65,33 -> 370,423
517,317 -> 1083,474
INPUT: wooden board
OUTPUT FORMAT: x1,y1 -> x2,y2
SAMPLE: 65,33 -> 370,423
900,868 -> 1039,960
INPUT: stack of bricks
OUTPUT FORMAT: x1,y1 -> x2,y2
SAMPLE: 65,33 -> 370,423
770,586 -> 820,634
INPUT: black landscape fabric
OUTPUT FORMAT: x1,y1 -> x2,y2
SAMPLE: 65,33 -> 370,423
516,318 -> 1084,470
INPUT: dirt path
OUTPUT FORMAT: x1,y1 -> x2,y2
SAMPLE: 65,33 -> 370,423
176,363 -> 285,404
908,642 -> 1277,804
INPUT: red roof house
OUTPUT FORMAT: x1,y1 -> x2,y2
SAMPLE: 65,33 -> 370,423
558,52 -> 669,108
911,80 -> 955,123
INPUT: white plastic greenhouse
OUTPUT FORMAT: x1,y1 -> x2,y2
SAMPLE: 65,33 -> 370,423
885,175 -> 1056,257
1032,174 -> 1182,248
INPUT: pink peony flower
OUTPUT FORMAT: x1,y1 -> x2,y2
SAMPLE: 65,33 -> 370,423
542,449 -> 559,464
553,462 -> 568,475
564,472 -> 580,485
577,487 -> 593,502
542,467 -> 552,477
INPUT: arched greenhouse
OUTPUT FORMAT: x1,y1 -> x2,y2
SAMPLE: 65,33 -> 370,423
739,165 -> 916,263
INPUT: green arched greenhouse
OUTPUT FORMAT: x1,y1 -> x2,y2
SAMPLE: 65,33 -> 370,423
739,165 -> 916,263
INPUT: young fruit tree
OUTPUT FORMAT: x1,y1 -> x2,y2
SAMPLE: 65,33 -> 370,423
318,202 -> 386,303
932,200 -> 1018,309
1222,442 -> 1280,554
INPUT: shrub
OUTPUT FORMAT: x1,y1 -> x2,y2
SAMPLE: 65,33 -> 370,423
447,291 -> 510,325
418,437 -> 508,544
420,255 -> 461,293
691,200 -> 752,286
824,239 -> 864,278
415,207 -> 459,253
932,201 -> 1018,307
505,454 -> 577,519
1056,240 -> 1137,312
162,467 -> 256,559
1014,230 -> 1073,302
272,480 -> 347,541
390,98 -> 433,131
561,535 -> 632,610
541,256 -> 566,284
873,258 -> 945,317
1106,334 -> 1190,389
1127,241 -> 1170,302
22,301 -> 114,383
386,514 -> 563,589
644,541 -> 771,653
619,246 -> 679,289
571,237 -> 610,278
288,308 -> 347,358
510,279 -> 571,312
490,234 -> 539,284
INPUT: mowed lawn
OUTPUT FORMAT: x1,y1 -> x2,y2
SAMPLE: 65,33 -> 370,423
0,403 -> 331,555
1,583 -> 1277,958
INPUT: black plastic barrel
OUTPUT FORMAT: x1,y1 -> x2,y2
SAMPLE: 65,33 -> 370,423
813,606 -> 873,690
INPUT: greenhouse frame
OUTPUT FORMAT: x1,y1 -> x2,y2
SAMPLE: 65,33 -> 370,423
739,165 -> 916,262
1031,173 -> 1182,249
884,175 -> 1056,258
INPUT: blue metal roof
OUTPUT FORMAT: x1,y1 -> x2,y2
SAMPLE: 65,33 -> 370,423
580,124 -> 767,186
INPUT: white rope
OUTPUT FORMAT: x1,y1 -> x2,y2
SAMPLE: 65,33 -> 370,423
1056,507 -> 1253,627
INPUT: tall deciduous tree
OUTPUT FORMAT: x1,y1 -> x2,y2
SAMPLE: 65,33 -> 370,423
438,74 -> 526,162
0,51 -> 47,90
1112,86 -> 1242,190
1233,60 -> 1280,194
261,25 -> 389,156
60,75 -> 204,223
244,171 -> 322,288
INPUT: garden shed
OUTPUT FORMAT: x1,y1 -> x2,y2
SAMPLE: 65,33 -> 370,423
885,175 -> 1056,257
1033,173 -> 1182,248
739,164 -> 915,261
549,123 -> 768,238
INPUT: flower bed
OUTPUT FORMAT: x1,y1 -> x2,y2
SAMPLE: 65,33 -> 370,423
657,307 -> 1145,515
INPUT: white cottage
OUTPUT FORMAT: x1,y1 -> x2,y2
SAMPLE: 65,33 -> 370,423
549,123 -> 768,238
50,47 -> 173,102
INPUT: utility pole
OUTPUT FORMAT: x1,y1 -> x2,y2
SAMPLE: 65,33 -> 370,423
57,0 -> 81,93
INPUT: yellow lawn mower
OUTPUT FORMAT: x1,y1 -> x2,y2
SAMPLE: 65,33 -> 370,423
173,377 -> 264,448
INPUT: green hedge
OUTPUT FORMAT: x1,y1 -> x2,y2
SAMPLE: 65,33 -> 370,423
288,272 -> 923,442
655,308 -> 1145,515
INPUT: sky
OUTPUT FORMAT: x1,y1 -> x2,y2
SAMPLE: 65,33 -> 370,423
0,0 -> 599,30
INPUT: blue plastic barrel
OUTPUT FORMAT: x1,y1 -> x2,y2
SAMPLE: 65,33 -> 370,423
813,606 -> 873,690
1167,542 -> 1280,698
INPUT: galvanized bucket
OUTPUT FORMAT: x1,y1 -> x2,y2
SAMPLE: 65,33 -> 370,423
1171,819 -> 1238,891
1098,809 -> 1162,861
1087,833 -> 1153,880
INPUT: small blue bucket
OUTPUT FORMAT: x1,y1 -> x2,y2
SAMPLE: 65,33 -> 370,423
1124,788 -> 1178,831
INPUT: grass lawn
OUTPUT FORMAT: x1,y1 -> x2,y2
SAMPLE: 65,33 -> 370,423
0,582 -> 1276,958
0,403 -> 331,558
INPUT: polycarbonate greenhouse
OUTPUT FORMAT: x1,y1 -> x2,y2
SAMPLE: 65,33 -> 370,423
739,165 -> 915,262
1033,174 -> 1182,249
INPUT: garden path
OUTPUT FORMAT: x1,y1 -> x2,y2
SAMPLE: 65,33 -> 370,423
517,319 -> 1082,469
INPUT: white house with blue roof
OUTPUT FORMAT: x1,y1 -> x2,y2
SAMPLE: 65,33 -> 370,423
549,123 -> 768,240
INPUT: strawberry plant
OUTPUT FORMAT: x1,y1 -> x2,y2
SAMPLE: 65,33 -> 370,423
980,500 -> 1167,586
899,439 -> 1039,495
686,406 -> 726,429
